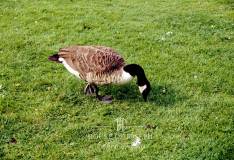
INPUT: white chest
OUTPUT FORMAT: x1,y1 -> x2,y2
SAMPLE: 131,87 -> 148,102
59,57 -> 80,79
85,70 -> 133,85
118,70 -> 133,84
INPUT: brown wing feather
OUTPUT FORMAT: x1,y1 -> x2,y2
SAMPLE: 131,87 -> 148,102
58,45 -> 125,79
89,46 -> 125,73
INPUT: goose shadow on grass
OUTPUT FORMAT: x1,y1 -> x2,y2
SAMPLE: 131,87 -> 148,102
59,82 -> 186,107
99,83 -> 186,106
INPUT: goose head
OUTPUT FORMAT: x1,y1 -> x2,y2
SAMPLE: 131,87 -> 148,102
123,64 -> 151,101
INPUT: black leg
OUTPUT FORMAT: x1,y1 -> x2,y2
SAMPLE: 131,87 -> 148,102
84,83 -> 113,103
84,83 -> 97,96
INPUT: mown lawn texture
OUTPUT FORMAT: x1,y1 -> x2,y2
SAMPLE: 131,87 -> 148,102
0,0 -> 234,159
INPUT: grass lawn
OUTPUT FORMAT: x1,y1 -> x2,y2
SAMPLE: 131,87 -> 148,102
0,0 -> 234,159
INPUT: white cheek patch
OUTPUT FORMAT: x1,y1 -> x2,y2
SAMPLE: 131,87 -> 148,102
59,57 -> 80,79
139,85 -> 147,93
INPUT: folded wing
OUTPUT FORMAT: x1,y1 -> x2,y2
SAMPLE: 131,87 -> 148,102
58,45 -> 125,79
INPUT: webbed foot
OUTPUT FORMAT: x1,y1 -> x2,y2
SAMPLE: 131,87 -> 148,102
97,95 -> 113,104
84,84 -> 113,103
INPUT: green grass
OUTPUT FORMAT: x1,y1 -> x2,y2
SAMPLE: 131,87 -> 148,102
0,0 -> 234,159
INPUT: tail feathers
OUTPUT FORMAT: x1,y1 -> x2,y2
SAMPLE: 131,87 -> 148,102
48,54 -> 61,63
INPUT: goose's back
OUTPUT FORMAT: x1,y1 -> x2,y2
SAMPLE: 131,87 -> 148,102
58,45 -> 126,84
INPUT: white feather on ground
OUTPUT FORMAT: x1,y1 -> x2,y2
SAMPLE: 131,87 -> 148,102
131,136 -> 141,147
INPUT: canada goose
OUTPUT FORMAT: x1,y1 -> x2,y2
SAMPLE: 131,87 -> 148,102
48,45 -> 151,103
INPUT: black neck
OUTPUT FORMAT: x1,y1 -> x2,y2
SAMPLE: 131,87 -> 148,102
123,64 -> 149,86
